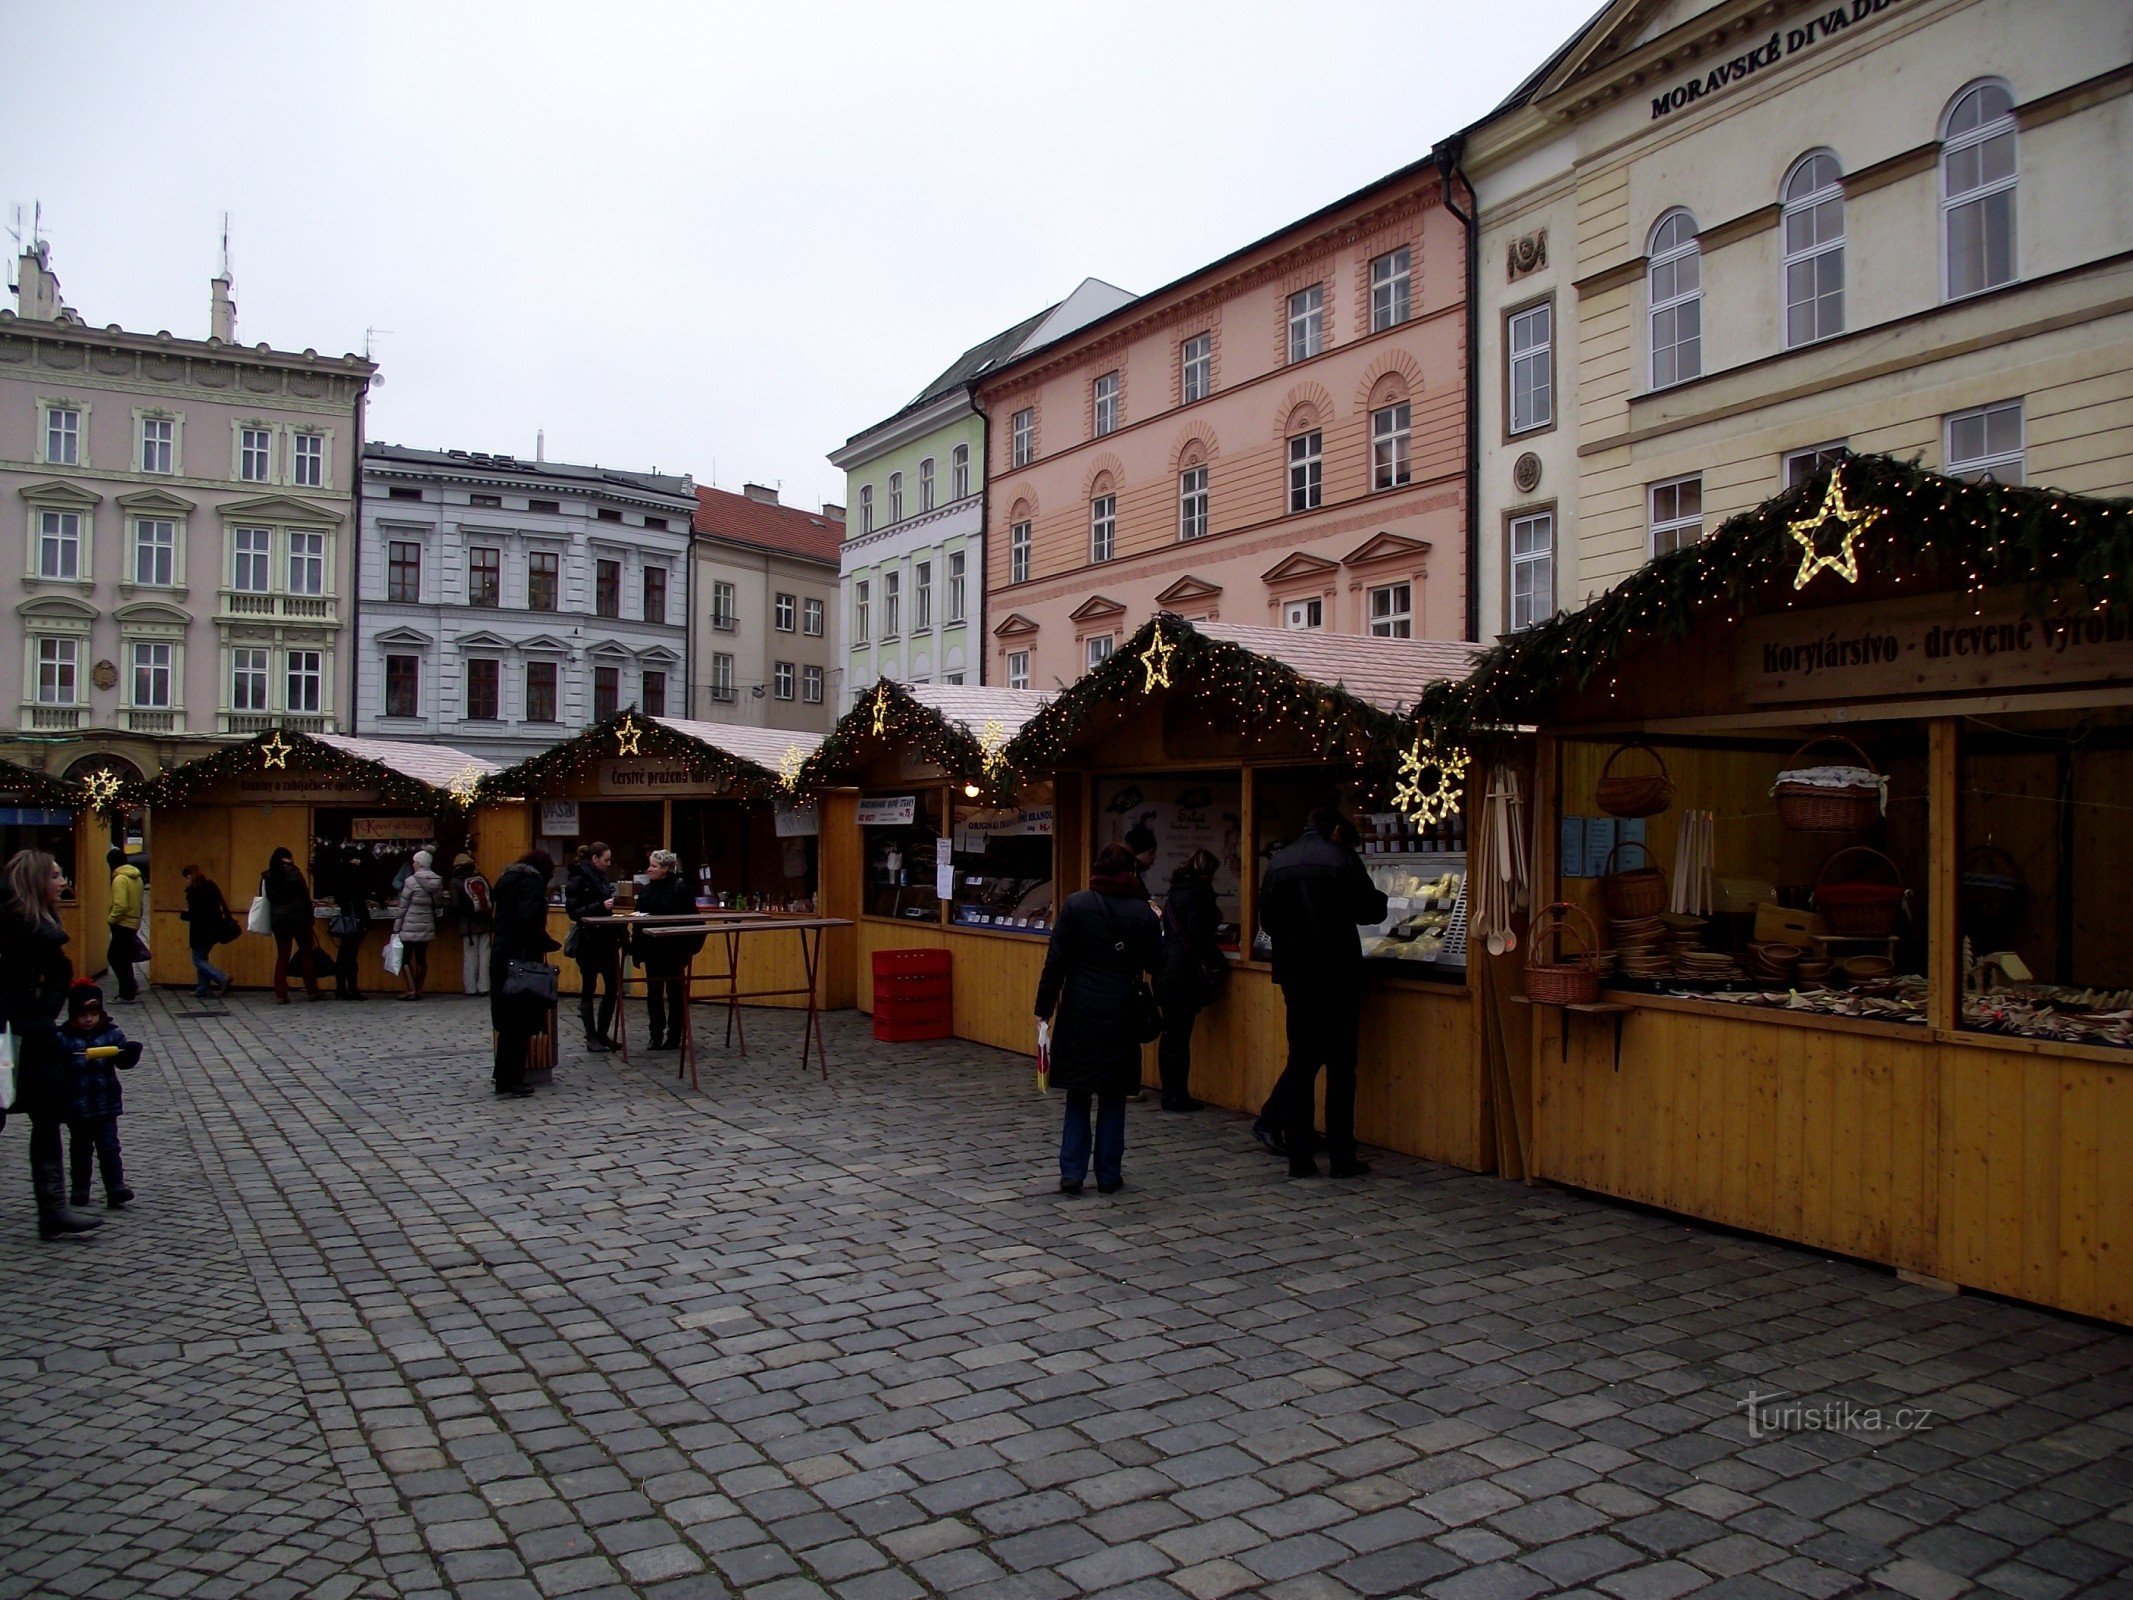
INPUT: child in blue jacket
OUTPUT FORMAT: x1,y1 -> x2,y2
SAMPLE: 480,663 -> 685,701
63,982 -> 142,1209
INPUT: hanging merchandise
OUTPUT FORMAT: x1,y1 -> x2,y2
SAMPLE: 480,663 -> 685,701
1526,903 -> 1600,1006
1599,839 -> 1669,920
1596,743 -> 1675,819
1773,735 -> 1886,832
1813,846 -> 1909,937
1472,764 -> 1529,956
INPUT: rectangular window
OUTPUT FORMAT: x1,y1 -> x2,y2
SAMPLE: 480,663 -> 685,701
1371,247 -> 1412,331
712,579 -> 736,629
642,669 -> 667,717
952,444 -> 970,500
240,427 -> 272,483
384,654 -> 419,718
1090,495 -> 1116,563
1284,597 -> 1323,630
469,546 -> 501,606
231,647 -> 269,712
855,580 -> 870,644
643,565 -> 667,624
1946,399 -> 2024,484
469,492 -> 501,509
133,518 -> 175,586
286,649 -> 323,714
527,498 -> 559,515
945,672 -> 964,686
597,507 -> 622,523
1368,581 -> 1413,639
1649,475 -> 1704,557
1288,431 -> 1322,512
860,485 -> 874,533
292,432 -> 324,488
387,540 -> 421,603
644,516 -> 667,531
774,591 -> 797,631
1509,511 -> 1555,631
1009,521 -> 1032,585
1372,403 -> 1412,491
594,558 -> 622,618
36,510 -> 80,580
711,652 -> 735,702
524,661 -> 557,722
140,417 -> 173,474
1085,635 -> 1115,672
1011,408 -> 1034,467
36,638 -> 79,704
593,664 -> 619,721
233,527 -> 271,593
802,664 -> 825,703
889,473 -> 903,522
884,570 -> 902,637
1181,332 -> 1212,403
914,561 -> 933,630
1007,650 -> 1030,691
1288,284 -> 1324,362
1509,302 -> 1553,434
947,551 -> 966,622
1093,371 -> 1119,436
465,658 -> 501,720
45,406 -> 80,466
287,530 -> 325,596
528,551 -> 559,611
774,661 -> 796,700
130,642 -> 173,709
1179,467 -> 1209,541
388,487 -> 423,502
803,596 -> 824,636
921,458 -> 936,511
1782,441 -> 1849,489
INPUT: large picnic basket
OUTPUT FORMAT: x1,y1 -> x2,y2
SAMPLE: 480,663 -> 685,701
1813,846 -> 1908,937
1526,902 -> 1601,1006
1774,735 -> 1883,833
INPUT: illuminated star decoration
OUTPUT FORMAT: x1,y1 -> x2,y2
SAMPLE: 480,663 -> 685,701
976,719 -> 1010,782
1392,731 -> 1468,827
260,731 -> 293,769
82,768 -> 123,812
1789,467 -> 1883,589
871,684 -> 892,737
447,765 -> 485,808
1137,627 -> 1176,693
777,743 -> 807,794
615,713 -> 643,755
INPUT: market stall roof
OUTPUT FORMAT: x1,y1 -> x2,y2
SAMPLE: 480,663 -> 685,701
1194,622 -> 1481,716
0,755 -> 86,809
312,735 -> 500,789
479,711 -> 824,801
801,682 -> 1054,796
127,730 -> 498,811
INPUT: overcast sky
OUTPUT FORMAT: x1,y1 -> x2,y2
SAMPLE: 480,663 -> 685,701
6,0 -> 1594,513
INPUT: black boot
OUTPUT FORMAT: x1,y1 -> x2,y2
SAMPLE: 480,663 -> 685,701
36,1153 -> 102,1239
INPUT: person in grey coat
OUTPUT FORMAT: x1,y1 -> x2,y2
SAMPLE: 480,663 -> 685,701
393,849 -> 447,1001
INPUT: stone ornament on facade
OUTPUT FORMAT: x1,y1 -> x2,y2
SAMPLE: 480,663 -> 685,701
1514,452 -> 1543,494
1507,230 -> 1548,280
91,660 -> 118,691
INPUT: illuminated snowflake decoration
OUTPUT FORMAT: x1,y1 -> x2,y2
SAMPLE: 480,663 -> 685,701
777,743 -> 808,794
260,731 -> 293,769
447,765 -> 486,808
81,768 -> 124,812
615,713 -> 643,755
1391,731 -> 1468,827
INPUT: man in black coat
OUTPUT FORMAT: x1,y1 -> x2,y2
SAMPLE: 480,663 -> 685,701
1254,807 -> 1389,1179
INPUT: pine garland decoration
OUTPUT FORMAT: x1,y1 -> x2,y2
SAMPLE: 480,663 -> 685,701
798,681 -> 1016,800
479,710 -> 783,803
0,756 -> 88,811
123,730 -> 465,813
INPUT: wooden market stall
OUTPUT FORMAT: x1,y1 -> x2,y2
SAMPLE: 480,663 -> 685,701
1425,455 -> 2133,1323
128,731 -> 501,993
476,711 -> 855,1012
0,755 -> 95,954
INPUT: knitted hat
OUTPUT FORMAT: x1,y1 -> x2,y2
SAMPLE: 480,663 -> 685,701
67,980 -> 105,1019
452,853 -> 475,870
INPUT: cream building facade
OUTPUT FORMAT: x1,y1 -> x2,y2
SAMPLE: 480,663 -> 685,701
1460,0 -> 2132,641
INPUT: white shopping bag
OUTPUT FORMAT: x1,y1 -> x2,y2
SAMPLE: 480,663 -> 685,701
1035,1020 -> 1051,1093
381,934 -> 405,976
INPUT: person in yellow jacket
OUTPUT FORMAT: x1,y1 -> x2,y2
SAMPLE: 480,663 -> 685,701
105,849 -> 144,1004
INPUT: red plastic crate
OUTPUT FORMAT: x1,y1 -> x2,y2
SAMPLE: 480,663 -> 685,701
873,1010 -> 953,1043
875,995 -> 951,1023
875,974 -> 950,1004
872,948 -> 950,980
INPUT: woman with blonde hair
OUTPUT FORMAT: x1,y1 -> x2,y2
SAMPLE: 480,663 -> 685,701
0,849 -> 101,1237
632,849 -> 702,1051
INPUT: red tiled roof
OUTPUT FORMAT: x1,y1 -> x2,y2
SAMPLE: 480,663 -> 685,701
693,486 -> 843,565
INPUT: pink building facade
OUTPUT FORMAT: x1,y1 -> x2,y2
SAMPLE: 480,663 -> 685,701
976,165 -> 1467,690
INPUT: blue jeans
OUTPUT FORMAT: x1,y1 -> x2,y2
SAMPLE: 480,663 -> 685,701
190,945 -> 228,996
1060,1089 -> 1127,1189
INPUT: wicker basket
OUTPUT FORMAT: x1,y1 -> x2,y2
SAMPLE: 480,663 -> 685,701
1814,846 -> 1908,937
1527,902 -> 1600,1006
1960,843 -> 2027,932
1599,839 -> 1669,920
1775,735 -> 1883,832
1596,742 -> 1675,819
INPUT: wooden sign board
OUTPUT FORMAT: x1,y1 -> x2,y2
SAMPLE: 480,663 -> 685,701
596,758 -> 716,795
1738,592 -> 2133,706
349,816 -> 435,842
229,774 -> 381,804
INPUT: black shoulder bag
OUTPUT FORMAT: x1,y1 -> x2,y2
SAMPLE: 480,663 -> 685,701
1096,895 -> 1163,1043
503,961 -> 559,1003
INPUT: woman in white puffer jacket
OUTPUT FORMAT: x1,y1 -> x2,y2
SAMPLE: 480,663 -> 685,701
394,850 -> 447,1001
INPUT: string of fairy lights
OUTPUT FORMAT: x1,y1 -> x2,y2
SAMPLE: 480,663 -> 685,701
479,710 -> 785,802
797,680 -> 1019,800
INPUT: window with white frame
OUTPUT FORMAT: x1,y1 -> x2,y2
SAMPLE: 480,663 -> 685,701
1011,408 -> 1034,467
1288,285 -> 1324,362
951,444 -> 970,500
1090,495 -> 1116,563
292,432 -> 325,488
45,405 -> 80,466
35,510 -> 81,580
1509,301 -> 1553,434
1946,399 -> 2024,483
1181,332 -> 1211,402
1943,81 -> 2017,301
287,529 -> 325,595
1007,650 -> 1030,690
1093,371 -> 1119,436
286,649 -> 323,714
889,472 -> 904,523
388,540 -> 421,603
1368,582 -> 1413,639
140,417 -> 173,474
1782,441 -> 1849,489
35,638 -> 79,704
129,642 -> 173,708
595,557 -> 623,620
945,672 -> 964,686
384,654 -> 419,719
774,661 -> 796,700
802,664 -> 824,704
1085,634 -> 1115,672
240,427 -> 272,483
803,596 -> 824,636
1782,152 -> 1845,347
946,551 -> 966,622
1371,247 -> 1412,331
469,546 -> 501,606
920,457 -> 936,511
1649,475 -> 1704,557
774,591 -> 796,631
859,484 -> 874,533
232,647 -> 270,712
883,570 -> 901,637
133,518 -> 176,586
914,560 -> 933,631
1009,520 -> 1032,584
1509,511 -> 1555,631
1648,211 -> 1702,389
1179,467 -> 1209,541
1284,597 -> 1324,630
1288,431 -> 1322,512
711,652 -> 735,701
1372,403 -> 1411,491
855,580 -> 870,643
233,526 -> 272,592
711,579 -> 736,629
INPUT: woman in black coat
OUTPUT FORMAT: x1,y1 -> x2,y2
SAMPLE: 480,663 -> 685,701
632,850 -> 703,1051
0,849 -> 100,1238
489,850 -> 558,1096
328,846 -> 374,1002
1035,843 -> 1163,1195
564,843 -> 619,1052
262,846 -> 322,1003
1154,850 -> 1226,1113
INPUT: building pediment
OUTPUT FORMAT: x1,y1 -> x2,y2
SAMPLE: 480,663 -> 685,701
219,492 -> 343,525
16,478 -> 101,509
636,645 -> 682,665
114,487 -> 198,516
587,641 -> 633,660
113,599 -> 194,627
1261,552 -> 1340,585
1154,574 -> 1224,607
516,634 -> 572,655
374,625 -> 435,647
17,594 -> 98,622
992,611 -> 1041,639
456,629 -> 518,650
1342,531 -> 1432,568
1068,594 -> 1128,623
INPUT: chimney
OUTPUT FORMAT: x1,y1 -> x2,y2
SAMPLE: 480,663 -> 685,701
14,243 -> 62,322
743,482 -> 780,505
209,273 -> 237,342
822,503 -> 846,523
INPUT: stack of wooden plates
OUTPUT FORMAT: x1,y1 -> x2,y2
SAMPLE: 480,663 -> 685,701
1674,949 -> 1746,982
1609,914 -> 1667,950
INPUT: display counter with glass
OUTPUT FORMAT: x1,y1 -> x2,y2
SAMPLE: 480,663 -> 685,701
947,783 -> 1055,935
861,788 -> 945,922
1093,772 -> 1243,948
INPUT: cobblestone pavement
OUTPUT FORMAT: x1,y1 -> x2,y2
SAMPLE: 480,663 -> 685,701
4,990 -> 2132,1600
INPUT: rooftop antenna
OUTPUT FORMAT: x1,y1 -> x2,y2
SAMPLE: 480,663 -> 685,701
219,211 -> 232,280
536,428 -> 545,462
363,326 -> 391,386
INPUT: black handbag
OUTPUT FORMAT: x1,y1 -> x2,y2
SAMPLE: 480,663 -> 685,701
1097,897 -> 1163,1044
503,960 -> 558,1003
328,912 -> 366,941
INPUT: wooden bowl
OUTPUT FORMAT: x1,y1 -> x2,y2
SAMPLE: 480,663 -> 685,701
1841,955 -> 1895,981
1794,959 -> 1833,983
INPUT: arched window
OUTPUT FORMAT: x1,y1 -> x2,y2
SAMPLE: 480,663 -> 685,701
888,471 -> 903,523
1943,79 -> 2016,300
919,457 -> 935,512
1178,446 -> 1209,542
1782,151 -> 1844,347
951,444 -> 969,500
1089,477 -> 1117,563
1648,210 -> 1701,389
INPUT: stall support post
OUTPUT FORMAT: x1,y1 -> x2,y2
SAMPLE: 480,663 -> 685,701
1238,768 -> 1257,942
1928,719 -> 1959,1034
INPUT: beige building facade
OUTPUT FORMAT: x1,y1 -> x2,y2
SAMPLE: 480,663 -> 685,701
690,485 -> 842,732
1462,0 -> 2133,640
